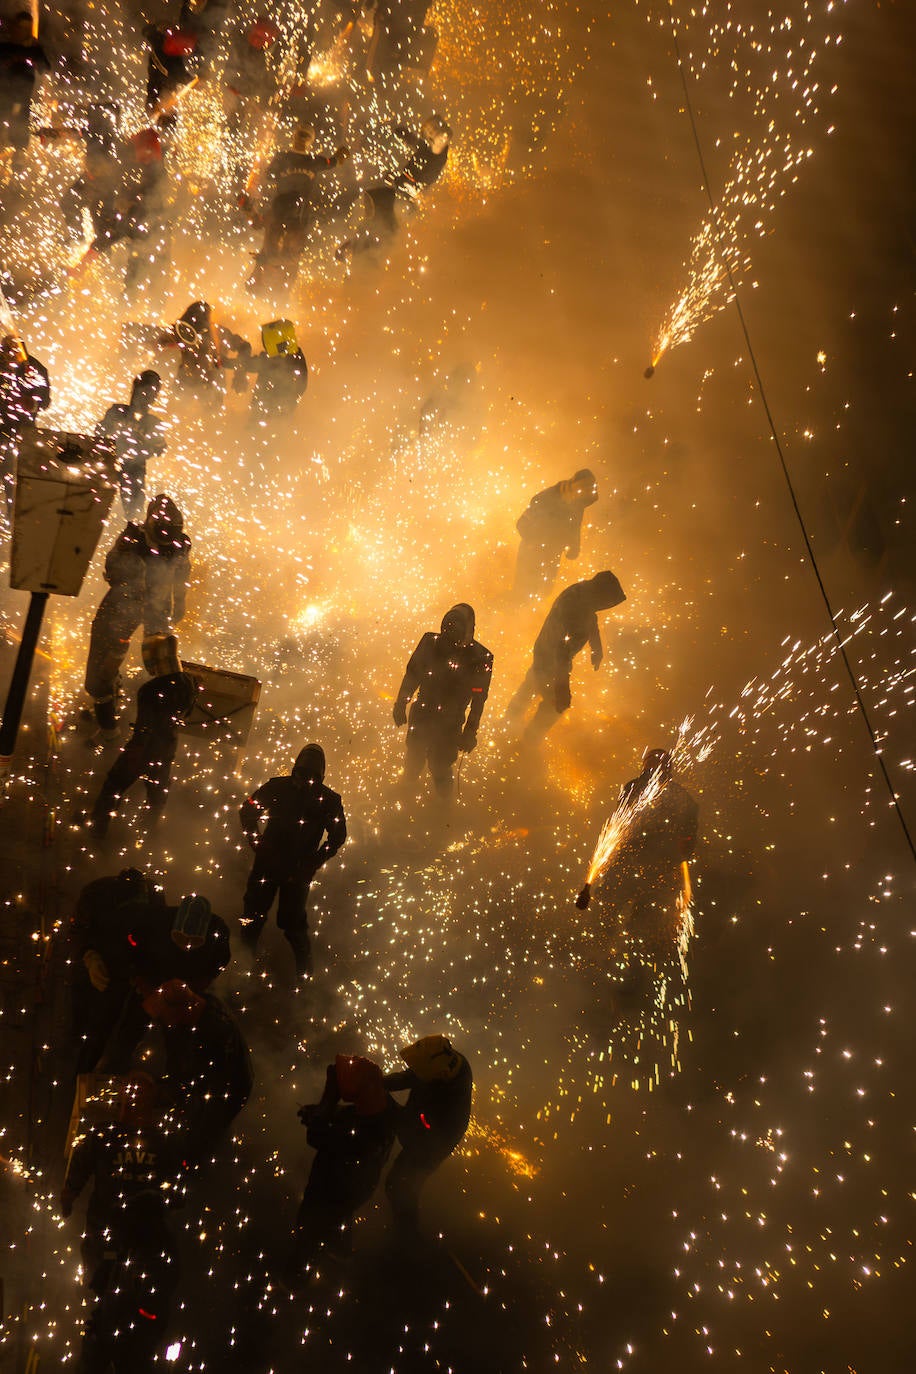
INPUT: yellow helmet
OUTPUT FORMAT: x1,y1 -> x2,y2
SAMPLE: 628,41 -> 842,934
142,633 -> 181,677
261,318 -> 298,357
400,1034 -> 464,1082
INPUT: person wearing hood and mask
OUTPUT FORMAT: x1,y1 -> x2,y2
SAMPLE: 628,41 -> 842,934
507,571 -> 626,743
83,495 -> 191,737
383,1034 -> 473,1232
513,468 -> 599,601
96,370 -> 167,519
393,603 -> 493,799
238,743 -> 347,978
90,634 -> 195,838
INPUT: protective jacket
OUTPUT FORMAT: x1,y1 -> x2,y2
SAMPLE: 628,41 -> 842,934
397,604 -> 492,730
532,575 -> 625,677
384,1057 -> 473,1154
240,775 -> 347,878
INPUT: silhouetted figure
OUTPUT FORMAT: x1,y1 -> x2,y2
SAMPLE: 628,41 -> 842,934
292,1055 -> 396,1270
384,1035 -> 472,1232
507,572 -> 625,743
96,371 -> 166,518
513,469 -> 598,601
90,635 -> 195,834
393,603 -> 492,798
83,503 -> 191,736
239,744 -> 347,978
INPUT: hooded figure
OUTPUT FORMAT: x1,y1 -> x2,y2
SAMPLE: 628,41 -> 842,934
507,572 -> 625,743
96,371 -> 167,518
513,468 -> 599,601
238,744 -> 347,978
83,497 -> 192,735
383,1034 -> 473,1231
249,129 -> 349,292
90,633 -> 195,837
393,604 -> 493,798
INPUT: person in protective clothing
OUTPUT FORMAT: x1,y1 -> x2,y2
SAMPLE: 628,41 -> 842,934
84,890 -> 230,1071
239,743 -> 347,978
239,318 -> 308,422
159,300 -> 251,402
0,332 -> 50,518
507,571 -> 626,743
141,980 -> 252,1164
292,1055 -> 396,1270
576,747 -> 699,924
249,126 -> 349,293
513,468 -> 598,601
384,1034 -> 472,1232
71,868 -> 163,1071
222,16 -> 279,187
60,1073 -> 179,1266
0,11 -> 49,166
90,635 -> 195,836
144,23 -> 199,125
393,603 -> 493,798
337,116 -> 448,259
96,370 -> 167,519
83,497 -> 191,735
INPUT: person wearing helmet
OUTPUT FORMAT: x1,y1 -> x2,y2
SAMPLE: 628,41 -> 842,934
96,371 -> 167,518
292,1055 -> 396,1269
159,300 -> 251,402
393,604 -> 493,799
89,634 -> 195,837
144,22 -> 199,125
248,127 -> 350,293
238,319 -> 309,423
142,980 -> 252,1163
83,497 -> 192,736
0,332 -> 49,520
513,468 -> 599,601
71,868 -> 166,1071
383,1034 -> 473,1232
238,744 -> 347,978
222,16 -> 280,185
506,571 -> 626,744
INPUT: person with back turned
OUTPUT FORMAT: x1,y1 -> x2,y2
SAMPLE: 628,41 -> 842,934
239,744 -> 347,979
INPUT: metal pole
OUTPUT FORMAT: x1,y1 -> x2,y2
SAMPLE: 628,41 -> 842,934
0,591 -> 50,779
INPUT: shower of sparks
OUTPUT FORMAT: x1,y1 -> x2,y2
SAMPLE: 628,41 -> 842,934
649,0 -> 847,367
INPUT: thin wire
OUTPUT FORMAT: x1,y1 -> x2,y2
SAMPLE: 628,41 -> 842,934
664,9 -> 916,865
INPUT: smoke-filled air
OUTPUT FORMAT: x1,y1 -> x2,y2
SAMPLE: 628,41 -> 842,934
0,0 -> 913,1370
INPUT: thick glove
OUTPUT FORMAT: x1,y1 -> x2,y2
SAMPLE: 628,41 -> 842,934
60,1190 -> 75,1218
392,700 -> 407,727
459,725 -> 477,753
554,680 -> 572,713
591,647 -> 603,670
575,883 -> 591,911
297,1103 -> 318,1126
83,949 -> 110,992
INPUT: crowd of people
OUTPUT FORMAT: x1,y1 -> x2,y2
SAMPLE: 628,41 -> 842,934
1,4 -> 701,1368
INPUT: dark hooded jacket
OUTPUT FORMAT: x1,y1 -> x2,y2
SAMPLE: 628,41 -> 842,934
516,469 -> 598,560
396,604 -> 493,730
239,748 -> 347,878
532,574 -> 625,676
